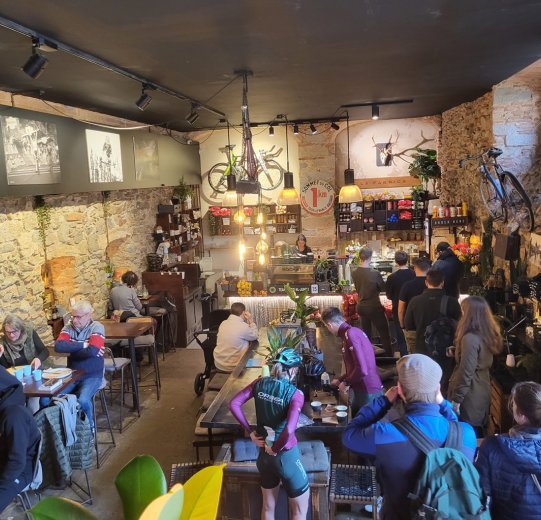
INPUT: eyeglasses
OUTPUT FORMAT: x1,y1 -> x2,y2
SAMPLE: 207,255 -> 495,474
71,313 -> 89,320
4,329 -> 20,336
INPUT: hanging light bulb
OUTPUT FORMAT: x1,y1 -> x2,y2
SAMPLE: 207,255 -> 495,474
256,211 -> 265,225
256,239 -> 269,254
258,253 -> 266,266
234,206 -> 246,224
239,239 -> 246,261
339,113 -> 363,203
278,121 -> 300,206
260,229 -> 268,240
222,175 -> 238,207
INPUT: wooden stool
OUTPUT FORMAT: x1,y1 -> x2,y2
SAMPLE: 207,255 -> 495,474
329,464 -> 378,520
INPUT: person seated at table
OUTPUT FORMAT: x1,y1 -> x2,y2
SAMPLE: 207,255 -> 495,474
0,314 -> 49,371
291,233 -> 312,256
342,354 -> 476,520
321,307 -> 383,417
54,300 -> 105,431
109,271 -> 144,318
214,302 -> 258,373
0,366 -> 41,513
229,349 -> 309,520
475,381 -> 541,519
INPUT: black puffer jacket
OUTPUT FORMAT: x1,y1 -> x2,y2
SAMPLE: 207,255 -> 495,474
433,249 -> 464,298
476,428 -> 541,520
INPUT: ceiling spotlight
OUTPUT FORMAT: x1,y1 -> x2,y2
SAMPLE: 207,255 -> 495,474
331,122 -> 340,131
185,104 -> 200,125
310,123 -> 317,135
135,84 -> 152,111
371,104 -> 380,120
22,39 -> 49,79
293,124 -> 299,135
269,125 -> 274,136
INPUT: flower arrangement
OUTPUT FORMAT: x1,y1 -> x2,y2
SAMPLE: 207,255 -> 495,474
451,235 -> 481,274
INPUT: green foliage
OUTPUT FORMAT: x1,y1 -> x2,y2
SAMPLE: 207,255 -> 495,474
208,212 -> 219,236
30,496 -> 98,520
114,455 -> 167,520
33,195 -> 52,252
408,148 -> 441,187
516,353 -> 541,379
262,326 -> 304,365
284,283 -> 318,327
174,176 -> 193,201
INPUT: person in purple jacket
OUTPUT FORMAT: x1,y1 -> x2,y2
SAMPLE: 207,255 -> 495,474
322,307 -> 383,416
229,349 -> 308,520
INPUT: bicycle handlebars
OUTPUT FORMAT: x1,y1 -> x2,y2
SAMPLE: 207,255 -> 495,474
458,146 -> 503,168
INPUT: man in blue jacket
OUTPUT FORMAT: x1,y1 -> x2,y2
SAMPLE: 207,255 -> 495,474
342,354 -> 476,520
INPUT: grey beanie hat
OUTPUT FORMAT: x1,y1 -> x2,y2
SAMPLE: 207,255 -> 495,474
397,354 -> 442,396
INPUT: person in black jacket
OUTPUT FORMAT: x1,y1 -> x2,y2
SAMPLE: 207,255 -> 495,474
432,242 -> 464,298
0,366 -> 41,512
385,251 -> 415,356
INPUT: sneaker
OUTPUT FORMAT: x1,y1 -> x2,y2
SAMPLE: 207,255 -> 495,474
363,496 -> 383,514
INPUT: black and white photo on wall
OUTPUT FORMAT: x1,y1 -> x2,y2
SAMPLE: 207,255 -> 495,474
86,129 -> 123,183
0,115 -> 61,185
133,135 -> 159,180
375,142 -> 393,167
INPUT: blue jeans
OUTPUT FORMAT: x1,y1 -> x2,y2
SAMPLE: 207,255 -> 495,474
62,376 -> 103,428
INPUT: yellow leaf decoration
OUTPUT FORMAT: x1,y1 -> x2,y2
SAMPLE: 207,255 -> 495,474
140,483 -> 184,520
180,464 -> 225,520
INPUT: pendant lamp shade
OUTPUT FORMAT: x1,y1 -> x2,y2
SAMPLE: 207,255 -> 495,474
221,174 -> 238,207
278,171 -> 300,206
339,114 -> 362,203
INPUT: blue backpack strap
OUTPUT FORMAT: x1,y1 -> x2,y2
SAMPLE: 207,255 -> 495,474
393,417 -> 438,455
443,420 -> 462,450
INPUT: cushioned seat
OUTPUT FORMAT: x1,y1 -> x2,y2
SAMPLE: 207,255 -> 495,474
119,335 -> 156,347
201,391 -> 219,412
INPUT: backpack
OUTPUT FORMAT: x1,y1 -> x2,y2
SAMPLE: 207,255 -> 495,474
394,417 -> 490,520
424,295 -> 456,359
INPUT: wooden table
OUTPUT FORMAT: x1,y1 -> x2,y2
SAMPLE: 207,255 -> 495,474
23,369 -> 84,398
200,328 -> 348,458
99,320 -> 152,415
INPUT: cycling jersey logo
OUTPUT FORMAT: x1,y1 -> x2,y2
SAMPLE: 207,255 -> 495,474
257,391 -> 284,405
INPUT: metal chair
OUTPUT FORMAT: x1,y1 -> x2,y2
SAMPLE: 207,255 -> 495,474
192,309 -> 230,395
17,433 -> 42,519
103,347 -> 133,433
123,316 -> 161,400
92,380 -> 116,469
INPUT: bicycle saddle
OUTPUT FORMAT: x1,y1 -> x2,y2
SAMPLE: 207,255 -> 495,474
487,147 -> 503,158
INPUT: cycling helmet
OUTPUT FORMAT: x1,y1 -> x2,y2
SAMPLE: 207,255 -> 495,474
304,358 -> 326,377
275,348 -> 302,368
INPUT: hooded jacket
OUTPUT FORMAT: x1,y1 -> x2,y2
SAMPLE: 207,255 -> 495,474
0,366 -> 41,496
432,249 -> 464,298
475,427 -> 541,519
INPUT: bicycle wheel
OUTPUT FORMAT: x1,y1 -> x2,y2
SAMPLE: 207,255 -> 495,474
501,172 -> 535,232
258,160 -> 284,191
207,163 -> 229,193
479,176 -> 507,222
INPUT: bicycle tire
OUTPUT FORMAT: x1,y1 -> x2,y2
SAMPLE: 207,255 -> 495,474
208,163 -> 229,193
258,159 -> 284,191
501,172 -> 535,232
479,175 -> 507,222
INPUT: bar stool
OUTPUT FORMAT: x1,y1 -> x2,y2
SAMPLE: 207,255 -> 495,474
103,347 -> 133,433
329,464 -> 378,520
92,381 -> 116,469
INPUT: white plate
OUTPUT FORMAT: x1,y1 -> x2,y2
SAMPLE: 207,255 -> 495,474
42,368 -> 73,380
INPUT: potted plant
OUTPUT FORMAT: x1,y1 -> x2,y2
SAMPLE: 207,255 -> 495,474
173,177 -> 193,210
408,148 -> 441,196
260,326 -> 305,376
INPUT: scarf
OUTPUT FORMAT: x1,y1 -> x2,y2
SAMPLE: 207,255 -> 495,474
508,425 -> 541,440
1,326 -> 35,366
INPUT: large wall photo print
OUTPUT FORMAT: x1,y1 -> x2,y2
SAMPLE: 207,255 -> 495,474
86,129 -> 123,183
1,116 -> 61,185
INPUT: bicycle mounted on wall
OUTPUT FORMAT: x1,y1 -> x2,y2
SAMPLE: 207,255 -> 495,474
459,147 -> 535,232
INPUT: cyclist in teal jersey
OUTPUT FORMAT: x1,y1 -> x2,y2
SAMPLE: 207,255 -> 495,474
230,348 -> 309,520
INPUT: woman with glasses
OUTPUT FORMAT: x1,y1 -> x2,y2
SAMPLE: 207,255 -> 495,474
1,314 -> 49,371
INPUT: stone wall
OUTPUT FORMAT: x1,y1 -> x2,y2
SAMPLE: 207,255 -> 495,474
439,92 -> 494,228
0,187 -> 173,341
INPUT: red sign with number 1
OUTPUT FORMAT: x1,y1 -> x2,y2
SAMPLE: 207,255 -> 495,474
300,179 -> 336,215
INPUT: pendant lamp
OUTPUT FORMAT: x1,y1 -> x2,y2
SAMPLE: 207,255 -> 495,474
222,122 -> 239,207
278,122 -> 300,206
339,113 -> 363,203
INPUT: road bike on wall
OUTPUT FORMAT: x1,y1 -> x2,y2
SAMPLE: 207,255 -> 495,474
459,147 -> 535,232
207,144 -> 285,193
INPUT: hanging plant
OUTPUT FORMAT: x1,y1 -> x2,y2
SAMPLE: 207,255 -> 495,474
33,195 -> 52,260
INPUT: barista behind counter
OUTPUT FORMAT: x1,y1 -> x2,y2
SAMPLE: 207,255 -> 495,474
290,233 -> 312,256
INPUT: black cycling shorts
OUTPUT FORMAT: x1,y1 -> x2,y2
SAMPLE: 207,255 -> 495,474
256,444 -> 309,498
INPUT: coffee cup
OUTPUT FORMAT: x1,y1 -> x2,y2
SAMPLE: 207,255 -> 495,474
15,369 -> 24,381
23,365 -> 32,377
335,405 -> 348,413
336,411 -> 348,424
32,370 -> 42,382
506,354 -> 516,367
310,401 -> 322,414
